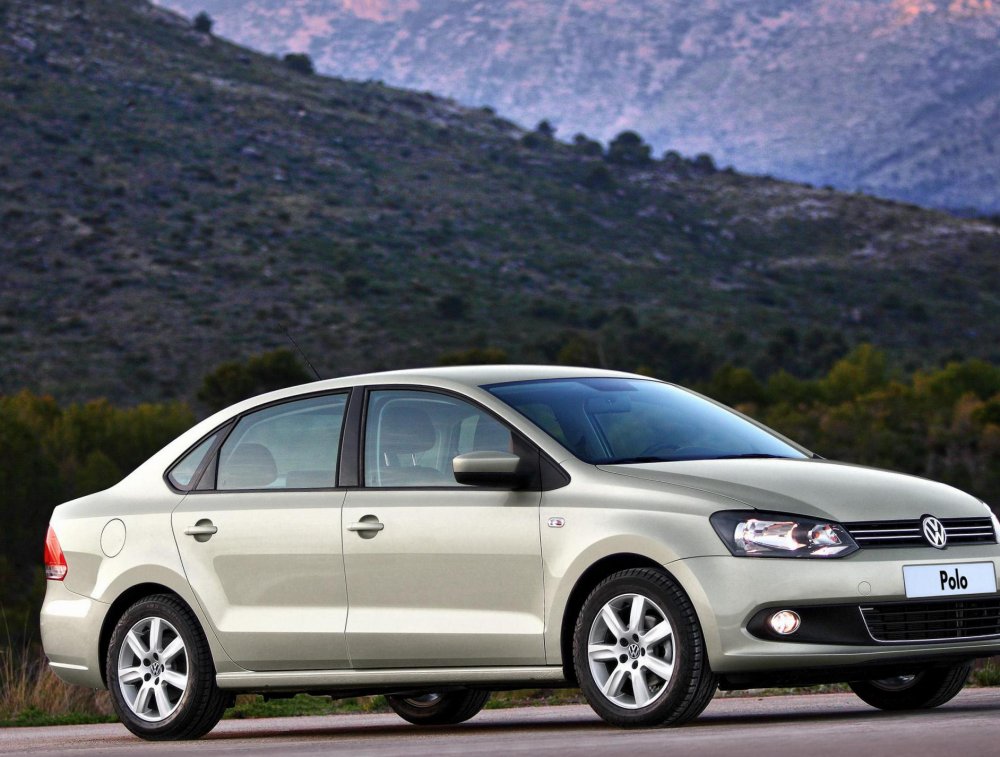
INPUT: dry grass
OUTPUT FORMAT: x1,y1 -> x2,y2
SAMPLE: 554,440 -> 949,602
0,646 -> 114,725
971,657 -> 1000,687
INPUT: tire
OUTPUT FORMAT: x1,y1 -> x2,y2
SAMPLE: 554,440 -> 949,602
386,689 -> 491,725
849,663 -> 971,711
105,594 -> 229,740
573,567 -> 717,728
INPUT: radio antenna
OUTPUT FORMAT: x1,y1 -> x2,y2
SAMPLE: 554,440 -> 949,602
283,326 -> 322,381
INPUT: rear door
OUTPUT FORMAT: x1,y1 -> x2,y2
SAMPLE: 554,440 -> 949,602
171,392 -> 350,671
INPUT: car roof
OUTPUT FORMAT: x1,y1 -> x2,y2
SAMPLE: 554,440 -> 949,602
306,363 -> 650,390
202,364 -> 661,434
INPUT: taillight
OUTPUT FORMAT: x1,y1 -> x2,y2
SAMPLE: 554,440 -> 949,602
44,525 -> 67,581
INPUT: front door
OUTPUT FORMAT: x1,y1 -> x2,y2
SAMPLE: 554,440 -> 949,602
342,388 -> 545,668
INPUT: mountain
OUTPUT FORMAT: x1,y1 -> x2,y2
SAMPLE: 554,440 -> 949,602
156,0 -> 1000,214
1,0 -> 999,407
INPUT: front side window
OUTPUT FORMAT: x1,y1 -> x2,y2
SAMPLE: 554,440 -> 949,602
364,390 -> 512,487
216,394 -> 347,490
487,378 -> 806,464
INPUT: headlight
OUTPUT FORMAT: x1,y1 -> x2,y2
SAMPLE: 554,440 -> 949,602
710,511 -> 859,558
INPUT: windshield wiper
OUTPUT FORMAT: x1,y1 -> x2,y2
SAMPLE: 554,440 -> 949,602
604,456 -> 679,464
606,453 -> 793,464
710,453 -> 791,460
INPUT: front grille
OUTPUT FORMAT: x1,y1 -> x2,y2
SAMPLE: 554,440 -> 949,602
844,517 -> 996,548
861,599 -> 1000,642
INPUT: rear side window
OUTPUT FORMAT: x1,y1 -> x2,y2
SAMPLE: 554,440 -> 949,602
216,394 -> 347,491
167,432 -> 220,491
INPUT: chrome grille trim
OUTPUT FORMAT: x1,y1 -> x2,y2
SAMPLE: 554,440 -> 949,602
844,517 -> 996,548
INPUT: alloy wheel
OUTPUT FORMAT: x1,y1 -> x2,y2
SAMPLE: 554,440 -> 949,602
586,592 -> 676,710
116,616 -> 189,722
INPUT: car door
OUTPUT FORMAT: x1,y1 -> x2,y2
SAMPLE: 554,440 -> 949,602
171,392 -> 351,671
342,388 -> 545,668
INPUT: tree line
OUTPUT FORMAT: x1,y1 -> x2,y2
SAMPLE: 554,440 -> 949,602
702,345 -> 1000,506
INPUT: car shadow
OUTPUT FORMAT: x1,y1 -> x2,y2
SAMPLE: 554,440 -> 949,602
197,697 -> 1000,742
690,697 -> 1000,728
204,714 -> 607,740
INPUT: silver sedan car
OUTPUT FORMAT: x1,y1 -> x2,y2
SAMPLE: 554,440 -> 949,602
41,366 -> 1000,739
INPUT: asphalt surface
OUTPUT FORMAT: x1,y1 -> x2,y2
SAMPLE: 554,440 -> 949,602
3,689 -> 1000,756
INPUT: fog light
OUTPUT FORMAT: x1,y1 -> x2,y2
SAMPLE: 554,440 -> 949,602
768,610 -> 801,636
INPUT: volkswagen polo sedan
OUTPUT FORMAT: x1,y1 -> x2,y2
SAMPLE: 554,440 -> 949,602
41,366 -> 1000,739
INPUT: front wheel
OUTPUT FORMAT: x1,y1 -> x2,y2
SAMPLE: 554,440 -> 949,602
573,567 -> 717,728
849,664 -> 971,711
386,689 -> 491,725
106,594 -> 228,740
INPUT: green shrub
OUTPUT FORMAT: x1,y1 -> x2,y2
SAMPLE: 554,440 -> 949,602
607,131 -> 652,165
283,53 -> 315,75
572,133 -> 604,157
193,11 -> 213,34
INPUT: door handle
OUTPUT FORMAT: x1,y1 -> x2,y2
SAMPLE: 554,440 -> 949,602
347,521 -> 384,533
184,524 -> 218,535
347,515 -> 384,539
184,520 -> 218,542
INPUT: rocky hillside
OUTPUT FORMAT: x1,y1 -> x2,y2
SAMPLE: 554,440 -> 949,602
1,0 -> 999,406
160,0 -> 1000,213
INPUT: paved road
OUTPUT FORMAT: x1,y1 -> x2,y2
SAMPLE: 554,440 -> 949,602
3,689 -> 1000,757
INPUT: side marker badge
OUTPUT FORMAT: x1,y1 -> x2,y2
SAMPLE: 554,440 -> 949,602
547,517 -> 566,528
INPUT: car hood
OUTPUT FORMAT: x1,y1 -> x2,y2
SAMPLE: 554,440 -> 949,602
597,458 -> 985,522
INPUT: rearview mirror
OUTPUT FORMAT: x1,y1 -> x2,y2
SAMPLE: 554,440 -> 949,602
453,451 -> 526,488
585,394 -> 632,414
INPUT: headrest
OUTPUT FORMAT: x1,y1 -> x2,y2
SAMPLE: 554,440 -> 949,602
219,442 -> 277,489
377,405 -> 437,454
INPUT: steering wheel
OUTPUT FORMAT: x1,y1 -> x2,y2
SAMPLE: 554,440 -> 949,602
638,443 -> 724,459
638,442 -> 680,457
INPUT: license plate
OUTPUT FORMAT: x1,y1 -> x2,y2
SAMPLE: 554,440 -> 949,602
903,562 -> 997,598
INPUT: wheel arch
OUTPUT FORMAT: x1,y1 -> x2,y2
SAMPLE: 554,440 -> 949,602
97,583 -> 201,687
558,553 -> 667,685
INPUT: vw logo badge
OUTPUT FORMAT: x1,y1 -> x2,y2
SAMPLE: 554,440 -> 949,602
921,515 -> 947,549
627,643 -> 641,660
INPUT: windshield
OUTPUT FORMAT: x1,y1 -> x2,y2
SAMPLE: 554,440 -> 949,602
486,378 -> 806,464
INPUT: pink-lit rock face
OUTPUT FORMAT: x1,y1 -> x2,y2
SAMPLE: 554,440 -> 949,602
158,0 -> 999,211
340,0 -> 420,23
891,0 -> 995,24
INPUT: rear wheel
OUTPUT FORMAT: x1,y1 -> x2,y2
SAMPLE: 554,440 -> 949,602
106,594 -> 228,740
849,663 -> 971,711
573,567 -> 717,728
386,689 -> 490,725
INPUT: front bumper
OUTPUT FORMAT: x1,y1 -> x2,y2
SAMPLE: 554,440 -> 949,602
673,546 -> 1000,678
39,580 -> 109,689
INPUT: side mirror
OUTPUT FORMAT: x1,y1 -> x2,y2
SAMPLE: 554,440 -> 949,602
453,451 -> 526,488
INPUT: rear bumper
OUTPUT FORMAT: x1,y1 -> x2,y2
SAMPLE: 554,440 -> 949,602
40,580 -> 108,689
